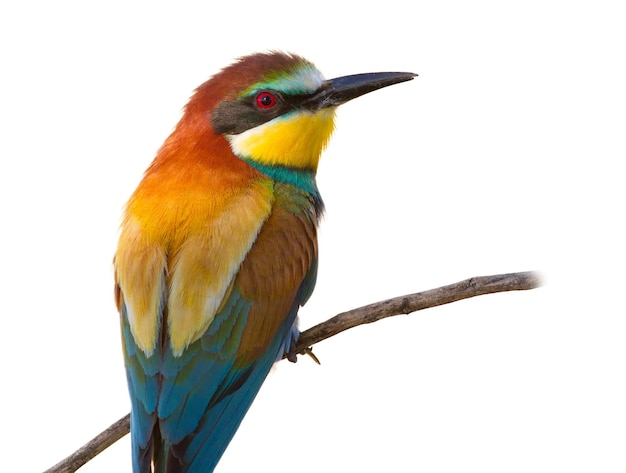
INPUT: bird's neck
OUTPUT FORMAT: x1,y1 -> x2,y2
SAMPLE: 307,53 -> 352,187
242,159 -> 320,198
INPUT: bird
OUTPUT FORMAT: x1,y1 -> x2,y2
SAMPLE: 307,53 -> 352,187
114,51 -> 416,473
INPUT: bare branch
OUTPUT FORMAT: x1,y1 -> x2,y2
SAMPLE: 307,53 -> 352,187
295,270 -> 541,351
44,270 -> 540,473
43,414 -> 130,473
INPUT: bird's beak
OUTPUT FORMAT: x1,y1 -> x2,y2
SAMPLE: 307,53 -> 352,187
302,71 -> 417,111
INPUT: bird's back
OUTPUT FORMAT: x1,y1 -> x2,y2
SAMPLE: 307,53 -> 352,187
115,118 -> 322,472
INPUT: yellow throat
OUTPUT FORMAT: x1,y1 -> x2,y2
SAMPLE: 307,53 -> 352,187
227,107 -> 336,171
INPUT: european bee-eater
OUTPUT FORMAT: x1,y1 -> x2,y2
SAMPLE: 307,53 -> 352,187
114,51 -> 416,473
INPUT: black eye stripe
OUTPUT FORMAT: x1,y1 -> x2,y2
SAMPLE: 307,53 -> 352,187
211,90 -> 314,135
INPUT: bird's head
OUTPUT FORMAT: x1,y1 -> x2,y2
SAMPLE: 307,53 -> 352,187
185,52 -> 416,174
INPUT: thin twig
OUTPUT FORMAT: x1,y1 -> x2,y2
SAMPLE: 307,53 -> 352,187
44,270 -> 541,473
43,414 -> 130,473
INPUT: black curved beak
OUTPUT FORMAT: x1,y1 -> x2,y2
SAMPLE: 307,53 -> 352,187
302,71 -> 417,110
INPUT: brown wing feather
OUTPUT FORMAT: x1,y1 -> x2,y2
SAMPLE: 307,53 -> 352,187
234,188 -> 318,364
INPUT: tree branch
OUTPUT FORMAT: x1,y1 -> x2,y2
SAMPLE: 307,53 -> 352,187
43,414 -> 130,473
44,270 -> 541,473
295,270 -> 541,351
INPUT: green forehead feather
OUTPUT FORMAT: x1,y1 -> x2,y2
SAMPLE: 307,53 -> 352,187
240,62 -> 325,97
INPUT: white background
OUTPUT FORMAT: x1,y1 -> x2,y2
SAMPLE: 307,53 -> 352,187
1,1 -> 624,472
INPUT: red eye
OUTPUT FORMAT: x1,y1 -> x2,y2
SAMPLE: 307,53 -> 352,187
256,92 -> 276,109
